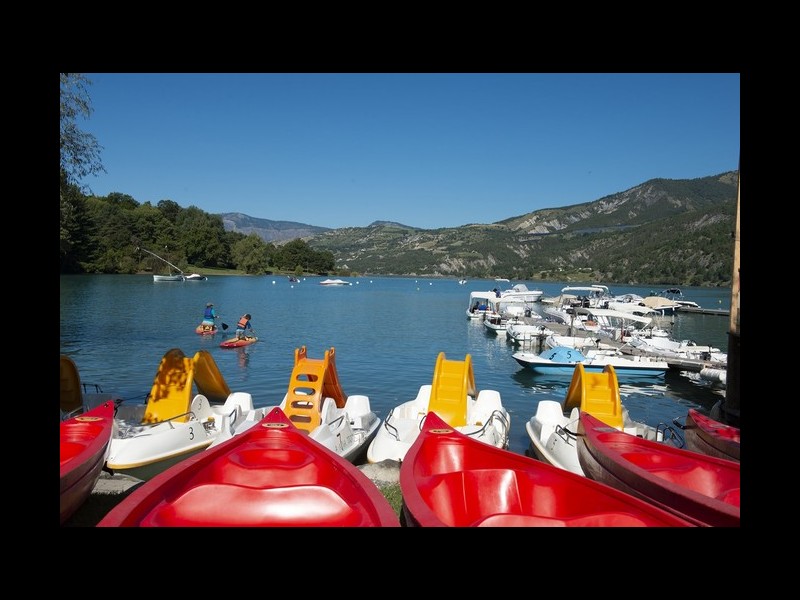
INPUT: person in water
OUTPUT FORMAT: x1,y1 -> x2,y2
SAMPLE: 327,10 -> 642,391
236,313 -> 253,339
201,302 -> 218,331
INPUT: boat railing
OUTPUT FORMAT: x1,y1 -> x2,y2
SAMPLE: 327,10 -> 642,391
383,408 -> 401,440
147,409 -> 202,429
655,422 -> 684,447
554,422 -> 578,443
464,409 -> 511,449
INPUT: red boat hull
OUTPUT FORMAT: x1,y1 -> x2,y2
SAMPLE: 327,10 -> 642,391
400,411 -> 695,527
97,407 -> 399,527
578,411 -> 740,527
60,401 -> 116,524
684,408 -> 740,462
195,324 -> 218,335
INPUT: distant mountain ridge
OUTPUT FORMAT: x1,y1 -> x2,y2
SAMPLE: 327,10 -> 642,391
219,171 -> 738,286
218,212 -> 331,242
218,214 -> 415,243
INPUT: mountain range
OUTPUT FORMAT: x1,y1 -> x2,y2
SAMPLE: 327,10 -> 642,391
219,171 -> 738,286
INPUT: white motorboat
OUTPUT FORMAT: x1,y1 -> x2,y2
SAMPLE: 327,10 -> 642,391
482,299 -> 528,336
542,285 -> 615,323
184,273 -> 207,281
641,296 -> 683,316
367,352 -> 510,463
542,285 -> 612,307
319,278 -> 352,286
496,283 -> 543,303
545,334 -> 610,351
625,335 -> 727,363
468,288 -> 538,320
483,311 -> 509,335
525,363 -> 684,475
657,288 -> 702,309
606,294 -> 664,319
506,319 -> 555,346
513,346 -> 669,380
466,290 -> 497,319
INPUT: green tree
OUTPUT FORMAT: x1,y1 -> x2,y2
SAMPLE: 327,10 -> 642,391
176,207 -> 229,267
61,73 -> 105,273
231,233 -> 270,274
60,171 -> 94,272
157,199 -> 182,224
60,73 -> 105,190
274,239 -> 311,271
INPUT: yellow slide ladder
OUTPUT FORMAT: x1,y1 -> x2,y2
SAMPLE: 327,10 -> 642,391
142,348 -> 196,424
192,350 -> 232,403
563,364 -> 623,430
282,346 -> 347,433
428,352 -> 475,428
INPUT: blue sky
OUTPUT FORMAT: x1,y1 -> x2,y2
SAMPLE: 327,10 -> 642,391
80,73 -> 739,230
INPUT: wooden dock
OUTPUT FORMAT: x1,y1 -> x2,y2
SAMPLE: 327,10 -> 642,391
676,306 -> 730,316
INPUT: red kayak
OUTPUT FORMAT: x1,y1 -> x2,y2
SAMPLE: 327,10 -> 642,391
219,336 -> 257,348
399,411 -> 695,527
578,411 -> 740,527
60,401 -> 116,524
680,408 -> 740,462
195,323 -> 218,335
97,407 -> 400,527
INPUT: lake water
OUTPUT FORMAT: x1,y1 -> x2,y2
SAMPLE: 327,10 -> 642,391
60,275 -> 732,456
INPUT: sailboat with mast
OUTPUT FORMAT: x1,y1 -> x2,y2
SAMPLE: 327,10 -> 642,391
138,247 -> 185,282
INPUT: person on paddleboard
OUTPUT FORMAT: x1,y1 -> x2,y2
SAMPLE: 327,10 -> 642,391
236,313 -> 253,339
201,302 -> 218,331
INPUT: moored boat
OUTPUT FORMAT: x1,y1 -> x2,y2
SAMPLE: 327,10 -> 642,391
152,273 -> 184,282
274,346 -> 381,463
138,246 -> 185,282
525,364 -> 682,475
466,290 -> 496,319
97,407 -> 400,527
366,352 -> 510,464
60,400 -> 117,524
400,411 -> 695,527
513,346 -> 669,380
506,321 -> 554,346
106,348 -> 267,480
319,278 -> 351,286
674,408 -> 740,462
577,411 -> 741,527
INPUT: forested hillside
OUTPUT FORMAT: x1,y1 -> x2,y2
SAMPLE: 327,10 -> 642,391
59,171 -> 737,286
302,171 -> 738,286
